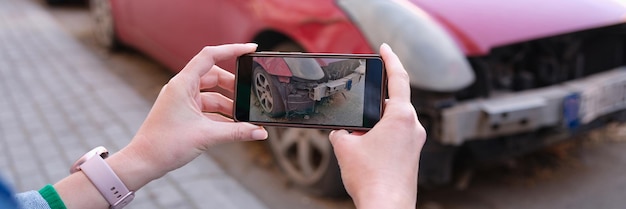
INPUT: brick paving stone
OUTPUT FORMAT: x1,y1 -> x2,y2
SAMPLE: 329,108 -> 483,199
0,0 -> 268,208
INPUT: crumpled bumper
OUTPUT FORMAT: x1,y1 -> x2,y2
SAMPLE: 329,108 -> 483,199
310,66 -> 365,101
440,66 -> 626,145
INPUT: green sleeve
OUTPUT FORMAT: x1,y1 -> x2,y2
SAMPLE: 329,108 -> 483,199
38,184 -> 67,209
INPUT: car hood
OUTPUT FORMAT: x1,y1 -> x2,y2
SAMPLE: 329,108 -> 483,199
410,0 -> 626,56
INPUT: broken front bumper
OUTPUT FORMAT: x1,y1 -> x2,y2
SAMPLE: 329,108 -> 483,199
309,70 -> 364,101
441,66 -> 626,145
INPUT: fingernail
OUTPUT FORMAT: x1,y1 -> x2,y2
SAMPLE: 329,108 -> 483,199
381,43 -> 392,52
251,128 -> 268,140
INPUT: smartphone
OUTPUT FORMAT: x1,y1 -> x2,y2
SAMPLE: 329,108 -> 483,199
234,52 -> 386,131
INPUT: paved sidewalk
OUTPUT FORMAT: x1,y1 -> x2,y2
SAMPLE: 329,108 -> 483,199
0,0 -> 268,208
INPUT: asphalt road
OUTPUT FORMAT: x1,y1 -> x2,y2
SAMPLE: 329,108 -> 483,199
42,2 -> 626,209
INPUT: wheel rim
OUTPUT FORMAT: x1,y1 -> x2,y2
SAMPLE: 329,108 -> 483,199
268,127 -> 331,185
254,71 -> 275,113
91,0 -> 114,48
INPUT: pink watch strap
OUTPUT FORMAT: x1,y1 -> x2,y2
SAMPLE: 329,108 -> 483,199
80,155 -> 135,209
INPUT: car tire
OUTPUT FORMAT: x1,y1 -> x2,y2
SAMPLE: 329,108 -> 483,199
265,41 -> 346,197
90,0 -> 122,50
266,127 -> 346,197
253,66 -> 286,117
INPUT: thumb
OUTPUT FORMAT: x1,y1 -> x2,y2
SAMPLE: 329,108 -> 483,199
212,122 -> 268,143
329,129 -> 351,145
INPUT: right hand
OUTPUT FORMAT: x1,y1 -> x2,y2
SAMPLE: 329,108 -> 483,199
329,43 -> 426,209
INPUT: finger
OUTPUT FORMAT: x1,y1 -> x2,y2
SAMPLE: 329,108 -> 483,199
181,43 -> 258,78
204,112 -> 233,122
210,122 -> 268,142
200,92 -> 233,117
200,65 -> 236,92
380,43 -> 411,103
329,129 -> 351,144
350,131 -> 366,136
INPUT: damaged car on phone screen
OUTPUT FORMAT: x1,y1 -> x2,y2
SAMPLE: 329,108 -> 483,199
252,57 -> 364,117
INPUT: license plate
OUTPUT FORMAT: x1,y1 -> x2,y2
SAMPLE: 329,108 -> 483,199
563,93 -> 581,129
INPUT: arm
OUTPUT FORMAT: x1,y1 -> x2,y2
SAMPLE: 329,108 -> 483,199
52,44 -> 268,209
329,43 -> 426,209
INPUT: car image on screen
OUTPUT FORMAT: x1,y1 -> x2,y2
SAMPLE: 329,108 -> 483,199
251,57 -> 364,120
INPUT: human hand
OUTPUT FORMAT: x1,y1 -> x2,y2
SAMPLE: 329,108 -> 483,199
55,44 -> 269,209
329,43 -> 426,209
118,44 -> 268,184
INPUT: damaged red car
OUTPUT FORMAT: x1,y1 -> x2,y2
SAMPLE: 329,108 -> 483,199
91,0 -> 626,196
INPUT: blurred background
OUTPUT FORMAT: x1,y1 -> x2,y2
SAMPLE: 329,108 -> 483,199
3,0 -> 626,208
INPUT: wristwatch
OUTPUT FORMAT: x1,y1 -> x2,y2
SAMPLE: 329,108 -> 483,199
70,146 -> 135,209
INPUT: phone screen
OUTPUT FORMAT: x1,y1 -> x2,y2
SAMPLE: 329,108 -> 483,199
235,53 -> 385,130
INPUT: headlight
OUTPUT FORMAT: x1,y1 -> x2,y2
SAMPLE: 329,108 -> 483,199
337,0 -> 475,92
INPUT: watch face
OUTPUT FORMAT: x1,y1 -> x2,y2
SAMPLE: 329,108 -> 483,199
70,146 -> 109,174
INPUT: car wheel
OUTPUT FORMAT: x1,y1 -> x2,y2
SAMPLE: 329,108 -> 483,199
253,66 -> 286,117
265,41 -> 346,197
267,127 -> 346,197
90,0 -> 121,50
